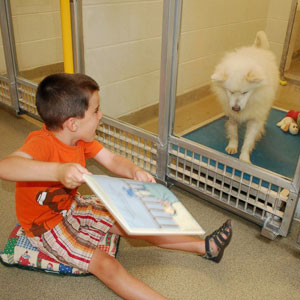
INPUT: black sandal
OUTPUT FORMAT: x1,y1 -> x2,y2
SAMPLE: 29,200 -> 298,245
202,219 -> 232,263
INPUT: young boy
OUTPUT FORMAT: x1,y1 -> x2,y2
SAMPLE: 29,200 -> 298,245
0,73 -> 232,300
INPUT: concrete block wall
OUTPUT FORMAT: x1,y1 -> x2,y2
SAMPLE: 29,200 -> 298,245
0,0 -> 294,115
266,0 -> 294,63
83,0 -> 293,118
82,0 -> 163,118
177,0 -> 270,96
10,0 -> 63,73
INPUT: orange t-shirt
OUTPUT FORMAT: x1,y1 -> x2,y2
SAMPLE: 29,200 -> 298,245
16,125 -> 103,237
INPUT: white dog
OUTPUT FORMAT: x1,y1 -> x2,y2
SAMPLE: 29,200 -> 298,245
211,31 -> 279,163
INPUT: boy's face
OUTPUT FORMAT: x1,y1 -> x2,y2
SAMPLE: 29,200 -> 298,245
77,91 -> 102,142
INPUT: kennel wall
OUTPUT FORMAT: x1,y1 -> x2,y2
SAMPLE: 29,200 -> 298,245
0,0 -> 299,240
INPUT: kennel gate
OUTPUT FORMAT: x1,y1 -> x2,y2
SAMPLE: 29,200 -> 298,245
0,0 -> 299,240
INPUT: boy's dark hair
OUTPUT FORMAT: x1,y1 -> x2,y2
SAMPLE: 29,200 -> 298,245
36,73 -> 99,130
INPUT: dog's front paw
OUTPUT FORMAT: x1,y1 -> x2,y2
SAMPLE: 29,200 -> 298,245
225,144 -> 238,154
239,153 -> 251,164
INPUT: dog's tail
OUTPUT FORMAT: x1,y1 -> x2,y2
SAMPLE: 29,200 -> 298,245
253,31 -> 270,50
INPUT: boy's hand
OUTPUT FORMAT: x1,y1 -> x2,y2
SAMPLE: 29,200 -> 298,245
57,163 -> 91,189
133,168 -> 156,183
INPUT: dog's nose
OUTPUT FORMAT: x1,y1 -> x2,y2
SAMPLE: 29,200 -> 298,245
232,105 -> 240,112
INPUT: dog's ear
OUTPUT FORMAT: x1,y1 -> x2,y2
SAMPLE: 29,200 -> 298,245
245,71 -> 263,83
211,71 -> 228,82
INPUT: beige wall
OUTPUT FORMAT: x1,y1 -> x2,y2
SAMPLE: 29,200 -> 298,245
82,0 -> 293,118
266,0 -> 294,63
0,1 -> 295,115
293,1 -> 300,53
177,0 -> 294,96
83,0 -> 163,118
177,0 -> 270,95
10,0 -> 63,72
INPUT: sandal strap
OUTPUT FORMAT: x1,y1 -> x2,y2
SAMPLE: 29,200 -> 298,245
202,220 -> 232,263
204,236 -> 213,258
205,220 -> 232,255
213,221 -> 232,245
204,233 -> 224,258
211,234 -> 223,249
215,228 -> 230,244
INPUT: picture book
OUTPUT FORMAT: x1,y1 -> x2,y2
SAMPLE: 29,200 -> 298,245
83,174 -> 205,236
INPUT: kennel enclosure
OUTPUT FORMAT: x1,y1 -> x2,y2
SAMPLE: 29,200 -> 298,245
0,0 -> 299,240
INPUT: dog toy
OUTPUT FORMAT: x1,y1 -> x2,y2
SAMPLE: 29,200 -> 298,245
279,80 -> 287,86
276,110 -> 300,135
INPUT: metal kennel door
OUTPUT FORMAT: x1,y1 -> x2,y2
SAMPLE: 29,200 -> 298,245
161,0 -> 300,240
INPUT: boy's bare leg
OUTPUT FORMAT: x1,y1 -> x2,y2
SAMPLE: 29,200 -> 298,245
88,248 -> 168,300
110,223 -> 214,255
88,222 -> 231,299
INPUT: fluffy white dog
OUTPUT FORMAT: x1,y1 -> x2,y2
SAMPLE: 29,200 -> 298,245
211,31 -> 279,163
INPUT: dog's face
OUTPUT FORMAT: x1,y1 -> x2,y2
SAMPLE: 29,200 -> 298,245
212,65 -> 264,112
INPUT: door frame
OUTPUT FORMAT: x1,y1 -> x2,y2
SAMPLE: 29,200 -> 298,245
280,0 -> 299,79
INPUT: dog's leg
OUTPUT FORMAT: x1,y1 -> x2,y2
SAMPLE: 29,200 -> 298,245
225,119 -> 238,154
240,119 -> 264,163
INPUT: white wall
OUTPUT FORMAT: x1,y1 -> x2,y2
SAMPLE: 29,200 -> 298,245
0,0 -> 294,113
83,0 -> 293,118
294,13 -> 300,53
266,0 -> 294,63
10,0 -> 63,72
293,1 -> 300,53
177,0 -> 270,95
82,0 -> 163,118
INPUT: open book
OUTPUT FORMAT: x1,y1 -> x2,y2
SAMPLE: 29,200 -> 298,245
83,174 -> 205,236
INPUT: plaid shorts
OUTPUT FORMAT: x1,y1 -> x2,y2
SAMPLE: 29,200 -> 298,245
28,194 -> 116,272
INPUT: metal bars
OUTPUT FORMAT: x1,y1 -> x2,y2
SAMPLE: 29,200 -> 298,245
17,78 -> 38,116
0,0 -> 19,113
0,75 -> 11,107
168,136 -> 298,239
97,116 -> 158,176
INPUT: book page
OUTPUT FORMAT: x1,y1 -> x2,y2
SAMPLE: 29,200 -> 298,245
83,175 -> 205,236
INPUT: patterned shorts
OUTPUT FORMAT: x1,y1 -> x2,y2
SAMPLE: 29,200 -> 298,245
28,194 -> 116,272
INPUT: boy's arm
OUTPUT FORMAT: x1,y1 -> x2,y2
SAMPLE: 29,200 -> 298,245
0,151 -> 90,188
93,148 -> 155,182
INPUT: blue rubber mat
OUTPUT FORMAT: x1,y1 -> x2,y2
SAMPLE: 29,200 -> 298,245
183,108 -> 300,178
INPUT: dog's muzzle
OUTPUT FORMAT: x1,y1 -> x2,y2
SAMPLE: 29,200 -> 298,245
232,105 -> 241,112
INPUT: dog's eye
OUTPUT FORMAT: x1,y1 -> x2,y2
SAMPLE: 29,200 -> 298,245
242,91 -> 248,95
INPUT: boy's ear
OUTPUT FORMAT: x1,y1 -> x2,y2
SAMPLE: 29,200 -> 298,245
64,117 -> 78,132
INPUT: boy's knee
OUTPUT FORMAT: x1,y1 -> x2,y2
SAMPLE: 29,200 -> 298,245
88,248 -> 120,280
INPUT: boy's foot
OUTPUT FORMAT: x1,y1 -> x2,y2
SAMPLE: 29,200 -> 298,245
201,219 -> 232,263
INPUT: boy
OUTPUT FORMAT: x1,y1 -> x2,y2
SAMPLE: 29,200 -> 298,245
0,73 -> 232,300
